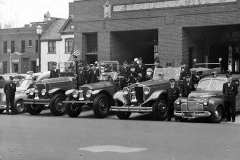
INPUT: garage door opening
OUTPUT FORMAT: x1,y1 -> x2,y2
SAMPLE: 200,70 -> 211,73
183,25 -> 240,73
110,29 -> 158,65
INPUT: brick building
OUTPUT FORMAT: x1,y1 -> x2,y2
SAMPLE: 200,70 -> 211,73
0,14 -> 61,74
72,0 -> 240,73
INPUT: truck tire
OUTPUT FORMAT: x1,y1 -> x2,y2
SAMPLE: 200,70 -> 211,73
50,93 -> 66,116
26,104 -> 43,115
93,94 -> 110,118
209,105 -> 223,123
14,100 -> 25,114
152,96 -> 168,121
116,112 -> 131,119
65,96 -> 82,118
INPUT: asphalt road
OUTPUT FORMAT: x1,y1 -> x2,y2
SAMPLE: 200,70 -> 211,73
0,110 -> 240,160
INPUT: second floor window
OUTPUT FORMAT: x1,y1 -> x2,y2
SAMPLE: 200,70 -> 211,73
3,41 -> 7,54
35,40 -> 38,53
21,40 -> 25,53
48,41 -> 56,53
29,40 -> 32,47
65,39 -> 73,53
86,33 -> 98,53
11,41 -> 15,53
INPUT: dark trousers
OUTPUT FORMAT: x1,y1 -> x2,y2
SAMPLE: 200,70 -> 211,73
225,101 -> 236,121
167,102 -> 174,120
6,95 -> 15,115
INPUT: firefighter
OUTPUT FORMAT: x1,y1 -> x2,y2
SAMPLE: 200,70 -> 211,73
180,61 -> 191,80
181,75 -> 195,97
120,61 -> 130,89
91,63 -> 100,83
145,68 -> 153,80
85,63 -> 93,84
166,78 -> 180,121
78,61 -> 86,86
136,57 -> 146,81
125,64 -> 140,86
27,76 -> 37,89
223,73 -> 238,122
50,62 -> 60,78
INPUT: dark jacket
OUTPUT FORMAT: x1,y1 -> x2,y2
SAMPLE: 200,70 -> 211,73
85,69 -> 93,84
92,69 -> 100,83
181,81 -> 194,97
50,69 -> 60,78
223,82 -> 238,102
78,69 -> 86,86
167,85 -> 180,103
136,63 -> 146,81
180,67 -> 191,80
4,82 -> 16,98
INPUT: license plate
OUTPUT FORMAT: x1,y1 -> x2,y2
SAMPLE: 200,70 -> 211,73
182,112 -> 195,118
0,105 -> 6,109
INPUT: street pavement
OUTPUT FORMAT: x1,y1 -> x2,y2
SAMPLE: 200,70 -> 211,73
0,110 -> 240,160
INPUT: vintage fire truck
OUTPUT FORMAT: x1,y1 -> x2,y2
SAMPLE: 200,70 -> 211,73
110,67 -> 182,120
63,61 -> 122,118
23,62 -> 77,116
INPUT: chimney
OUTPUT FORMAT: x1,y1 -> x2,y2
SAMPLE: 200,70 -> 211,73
69,2 -> 74,16
44,11 -> 51,21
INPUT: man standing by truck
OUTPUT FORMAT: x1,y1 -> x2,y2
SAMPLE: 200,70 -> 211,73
4,76 -> 16,115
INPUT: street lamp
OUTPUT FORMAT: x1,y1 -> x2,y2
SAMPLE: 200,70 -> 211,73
7,49 -> 12,73
36,25 -> 42,72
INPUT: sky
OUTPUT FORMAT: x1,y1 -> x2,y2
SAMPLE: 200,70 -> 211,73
0,0 -> 73,28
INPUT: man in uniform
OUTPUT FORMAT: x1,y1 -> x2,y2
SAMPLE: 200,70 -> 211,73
180,61 -> 191,80
181,75 -> 195,97
91,63 -> 100,83
125,65 -> 141,85
166,78 -> 180,121
78,61 -> 86,86
136,57 -> 146,81
85,63 -> 93,84
4,76 -> 16,115
223,73 -> 238,122
50,62 -> 60,78
27,76 -> 37,89
120,61 -> 130,89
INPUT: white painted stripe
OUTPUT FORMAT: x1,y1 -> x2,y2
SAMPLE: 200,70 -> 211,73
78,145 -> 147,153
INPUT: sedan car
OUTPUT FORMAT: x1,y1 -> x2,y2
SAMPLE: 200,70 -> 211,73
174,73 -> 240,123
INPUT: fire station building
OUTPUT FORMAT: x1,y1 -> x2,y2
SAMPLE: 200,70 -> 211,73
73,0 -> 240,73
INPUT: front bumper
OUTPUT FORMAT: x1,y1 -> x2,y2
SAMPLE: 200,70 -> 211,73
23,99 -> 50,105
62,100 -> 93,104
174,111 -> 211,118
110,105 -> 152,113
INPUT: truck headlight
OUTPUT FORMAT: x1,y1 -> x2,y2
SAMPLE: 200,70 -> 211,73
86,90 -> 92,98
123,87 -> 129,95
143,87 -> 150,95
176,100 -> 181,105
41,89 -> 46,96
203,100 -> 208,106
72,91 -> 78,98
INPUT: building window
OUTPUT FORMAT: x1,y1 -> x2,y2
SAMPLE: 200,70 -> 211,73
86,33 -> 97,53
3,41 -> 7,54
65,38 -> 73,53
35,40 -> 39,53
21,40 -> 25,53
28,40 -> 32,47
48,41 -> 56,53
11,41 -> 15,53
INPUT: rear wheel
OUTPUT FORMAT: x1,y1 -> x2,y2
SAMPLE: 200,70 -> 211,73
14,100 -> 25,114
50,93 -> 66,116
209,105 -> 223,123
26,104 -> 43,115
93,94 -> 111,118
152,96 -> 168,121
65,96 -> 82,118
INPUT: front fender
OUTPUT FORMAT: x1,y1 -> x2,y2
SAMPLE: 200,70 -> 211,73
207,98 -> 225,111
113,91 -> 128,104
48,88 -> 61,96
65,89 -> 77,96
142,90 -> 167,105
14,94 -> 27,103
92,89 -> 103,95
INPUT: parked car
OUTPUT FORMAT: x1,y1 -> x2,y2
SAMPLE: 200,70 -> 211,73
110,67 -> 182,120
23,62 -> 76,116
63,61 -> 122,118
0,73 -> 42,114
174,73 -> 240,123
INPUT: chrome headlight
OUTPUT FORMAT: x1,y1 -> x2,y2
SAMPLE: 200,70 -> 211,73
72,91 -> 79,98
29,89 -> 34,95
41,89 -> 46,96
143,87 -> 150,95
176,100 -> 181,105
86,90 -> 92,98
123,87 -> 129,95
203,100 -> 208,106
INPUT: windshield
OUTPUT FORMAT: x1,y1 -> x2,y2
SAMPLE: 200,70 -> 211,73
99,62 -> 119,72
197,78 -> 227,90
153,67 -> 181,80
19,79 -> 32,88
60,61 -> 76,72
